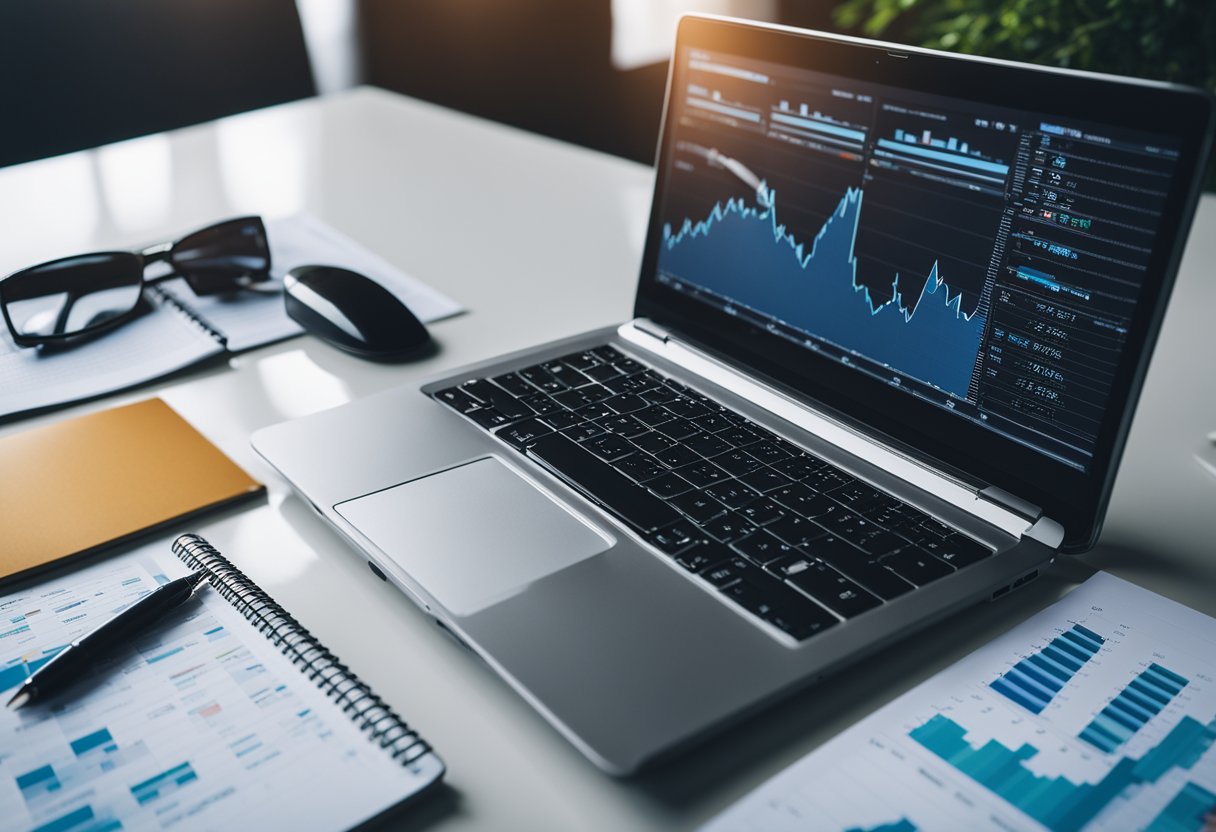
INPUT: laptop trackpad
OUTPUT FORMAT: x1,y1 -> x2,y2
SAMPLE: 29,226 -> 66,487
334,457 -> 611,616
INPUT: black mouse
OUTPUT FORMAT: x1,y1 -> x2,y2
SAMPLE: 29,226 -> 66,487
284,265 -> 431,361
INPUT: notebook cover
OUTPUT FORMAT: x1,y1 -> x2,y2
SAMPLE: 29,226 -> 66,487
0,398 -> 264,584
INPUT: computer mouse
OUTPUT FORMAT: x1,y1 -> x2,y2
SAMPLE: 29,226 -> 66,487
284,265 -> 431,361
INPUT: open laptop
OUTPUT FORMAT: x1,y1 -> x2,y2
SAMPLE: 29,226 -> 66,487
252,16 -> 1213,774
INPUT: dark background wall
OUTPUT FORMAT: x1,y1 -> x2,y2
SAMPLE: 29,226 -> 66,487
358,1 -> 844,164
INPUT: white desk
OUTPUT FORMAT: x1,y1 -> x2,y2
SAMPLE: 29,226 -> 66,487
2,87 -> 1213,831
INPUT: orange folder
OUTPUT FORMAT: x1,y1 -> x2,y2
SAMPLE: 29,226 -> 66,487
0,398 -> 264,584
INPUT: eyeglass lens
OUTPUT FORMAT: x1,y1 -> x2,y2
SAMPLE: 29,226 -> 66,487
171,217 -> 270,295
0,253 -> 144,343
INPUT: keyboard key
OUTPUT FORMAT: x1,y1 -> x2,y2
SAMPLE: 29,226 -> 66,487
641,385 -> 678,404
768,556 -> 881,618
737,468 -> 794,494
828,481 -> 886,509
882,547 -> 955,586
539,410 -> 582,430
553,385 -> 611,410
520,393 -> 562,417
469,408 -> 511,428
718,426 -> 760,447
496,418 -> 553,449
769,483 -> 827,515
603,373 -> 655,395
674,460 -> 731,488
604,393 -> 649,414
685,432 -> 732,458
653,444 -> 701,469
918,534 -> 993,568
584,363 -> 622,382
462,379 -> 533,419
699,512 -> 756,544
518,364 -> 565,392
692,413 -> 734,434
646,472 -> 695,499
674,543 -> 728,573
721,575 -> 837,640
491,372 -> 537,397
634,405 -> 675,427
595,415 -> 648,438
665,398 -> 710,419
562,423 -> 606,442
765,514 -> 823,548
527,433 -> 679,532
631,431 -> 675,454
700,555 -> 754,588
586,434 -> 635,462
613,453 -> 666,483
802,535 -> 914,600
918,517 -> 954,540
746,440 -> 795,465
647,521 -> 701,555
737,496 -> 785,526
613,358 -> 644,375
655,419 -> 700,441
770,454 -> 828,481
731,529 -> 795,565
804,467 -> 854,492
574,403 -> 614,421
591,345 -> 624,363
711,449 -> 764,476
434,387 -> 481,414
860,499 -> 927,531
562,351 -> 600,371
668,490 -> 728,523
704,480 -> 761,510
544,362 -> 590,389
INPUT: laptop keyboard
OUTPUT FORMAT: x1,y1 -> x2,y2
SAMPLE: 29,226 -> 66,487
432,345 -> 993,641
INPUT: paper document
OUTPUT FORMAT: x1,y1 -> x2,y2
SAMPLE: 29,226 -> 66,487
703,573 -> 1216,832
0,541 -> 436,831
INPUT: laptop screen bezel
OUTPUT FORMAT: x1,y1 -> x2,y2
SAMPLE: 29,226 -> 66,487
633,15 -> 1214,551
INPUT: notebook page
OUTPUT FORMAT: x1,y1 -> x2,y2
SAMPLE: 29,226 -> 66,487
700,573 -> 1216,832
0,541 -> 441,831
157,214 -> 465,352
0,295 -> 223,419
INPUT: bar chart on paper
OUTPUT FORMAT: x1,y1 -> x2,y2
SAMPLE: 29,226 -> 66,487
700,573 -> 1216,832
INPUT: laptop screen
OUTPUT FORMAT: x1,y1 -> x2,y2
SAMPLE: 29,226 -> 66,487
637,18 -> 1212,547
653,46 -> 1180,472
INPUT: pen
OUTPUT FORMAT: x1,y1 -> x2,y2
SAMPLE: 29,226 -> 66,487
6,570 -> 209,710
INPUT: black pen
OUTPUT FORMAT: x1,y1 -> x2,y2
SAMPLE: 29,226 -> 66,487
6,571 -> 209,710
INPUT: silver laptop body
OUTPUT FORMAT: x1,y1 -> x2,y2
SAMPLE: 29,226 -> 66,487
253,17 -> 1213,774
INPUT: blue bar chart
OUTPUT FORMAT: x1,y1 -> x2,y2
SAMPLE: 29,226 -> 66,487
699,574 -> 1216,832
911,711 -> 1216,832
1146,782 -> 1216,832
989,624 -> 1105,714
1079,664 -> 1189,752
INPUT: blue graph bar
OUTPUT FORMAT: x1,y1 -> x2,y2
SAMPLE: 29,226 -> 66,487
845,820 -> 917,832
687,97 -> 761,123
70,727 -> 118,758
31,805 -> 122,832
1145,782 -> 1216,832
989,624 -> 1104,714
130,761 -> 198,805
1079,664 -> 1189,752
910,712 -> 1216,832
875,138 -> 1010,175
16,764 -> 61,801
771,111 -> 867,142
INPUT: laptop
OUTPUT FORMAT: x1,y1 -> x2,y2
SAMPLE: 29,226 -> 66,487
252,16 -> 1213,774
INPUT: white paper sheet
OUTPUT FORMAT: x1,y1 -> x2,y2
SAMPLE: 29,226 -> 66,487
0,540 -> 440,831
702,573 -> 1216,832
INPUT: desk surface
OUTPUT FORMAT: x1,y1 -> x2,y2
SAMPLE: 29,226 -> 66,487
2,87 -> 1213,831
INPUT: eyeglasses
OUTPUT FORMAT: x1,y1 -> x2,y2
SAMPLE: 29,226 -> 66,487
0,216 -> 271,348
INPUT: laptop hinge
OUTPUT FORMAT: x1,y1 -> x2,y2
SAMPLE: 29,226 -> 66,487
632,318 -> 671,343
978,486 -> 1065,549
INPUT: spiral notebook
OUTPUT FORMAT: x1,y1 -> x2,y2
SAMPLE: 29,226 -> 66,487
0,534 -> 444,831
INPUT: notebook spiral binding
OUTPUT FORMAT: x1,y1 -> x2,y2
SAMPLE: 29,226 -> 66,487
148,286 -> 229,348
171,533 -> 432,767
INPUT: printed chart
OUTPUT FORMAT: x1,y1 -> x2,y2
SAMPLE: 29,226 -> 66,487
701,573 -> 1216,832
